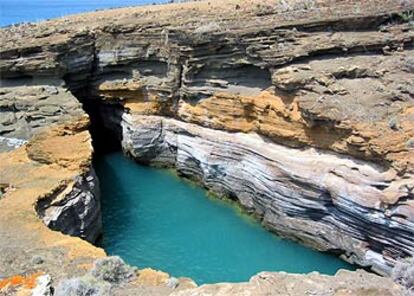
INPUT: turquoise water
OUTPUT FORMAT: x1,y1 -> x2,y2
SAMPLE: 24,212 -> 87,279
95,152 -> 354,284
0,0 -> 168,27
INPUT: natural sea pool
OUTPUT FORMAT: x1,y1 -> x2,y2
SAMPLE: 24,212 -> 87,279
95,152 -> 354,284
2,0 -> 355,284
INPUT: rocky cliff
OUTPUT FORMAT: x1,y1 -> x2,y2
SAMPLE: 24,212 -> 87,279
0,0 -> 413,295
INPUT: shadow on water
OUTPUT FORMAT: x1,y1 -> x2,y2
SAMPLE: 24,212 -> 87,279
94,155 -> 134,248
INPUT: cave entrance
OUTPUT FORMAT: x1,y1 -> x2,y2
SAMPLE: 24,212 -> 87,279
80,97 -> 122,155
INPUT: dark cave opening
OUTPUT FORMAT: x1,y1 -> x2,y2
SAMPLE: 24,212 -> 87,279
80,97 -> 122,156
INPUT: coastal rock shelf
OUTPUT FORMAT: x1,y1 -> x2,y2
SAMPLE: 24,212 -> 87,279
0,0 -> 413,294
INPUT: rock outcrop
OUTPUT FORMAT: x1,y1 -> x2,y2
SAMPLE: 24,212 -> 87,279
36,167 -> 102,243
0,80 -> 84,152
0,85 -> 102,243
170,269 -> 403,296
119,113 -> 413,274
1,0 -> 414,295
0,116 -> 105,285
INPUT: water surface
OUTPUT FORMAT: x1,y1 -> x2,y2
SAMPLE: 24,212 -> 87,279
96,152 -> 354,284
0,0 -> 168,27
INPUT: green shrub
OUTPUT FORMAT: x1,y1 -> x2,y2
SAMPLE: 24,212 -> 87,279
90,256 -> 137,284
55,276 -> 111,296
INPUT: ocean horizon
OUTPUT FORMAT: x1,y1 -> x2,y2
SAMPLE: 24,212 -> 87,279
0,0 -> 169,27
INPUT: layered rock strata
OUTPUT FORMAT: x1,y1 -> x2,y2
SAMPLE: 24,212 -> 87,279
0,80 -> 84,152
0,81 -> 103,243
115,112 -> 413,274
1,0 -> 414,294
36,167 -> 102,243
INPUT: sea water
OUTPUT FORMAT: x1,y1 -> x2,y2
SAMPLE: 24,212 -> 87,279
95,152 -> 354,284
0,0 -> 168,27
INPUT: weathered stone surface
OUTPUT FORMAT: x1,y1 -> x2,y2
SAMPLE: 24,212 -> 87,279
176,51 -> 414,174
0,118 -> 105,286
1,0 -> 413,172
32,274 -> 53,296
36,167 -> 102,243
170,269 -> 403,296
117,113 -> 414,274
0,80 -> 84,152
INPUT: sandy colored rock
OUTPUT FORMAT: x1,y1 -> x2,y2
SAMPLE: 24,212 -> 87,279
170,270 -> 403,296
0,117 -> 105,283
135,268 -> 170,286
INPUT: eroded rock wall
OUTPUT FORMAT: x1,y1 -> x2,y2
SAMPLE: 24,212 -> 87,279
0,117 -> 105,287
1,0 -> 413,284
0,79 -> 84,152
0,82 -> 103,243
36,167 -> 102,243
114,113 -> 413,274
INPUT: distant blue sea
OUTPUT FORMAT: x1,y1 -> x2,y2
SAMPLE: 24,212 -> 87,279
0,0 -> 168,27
